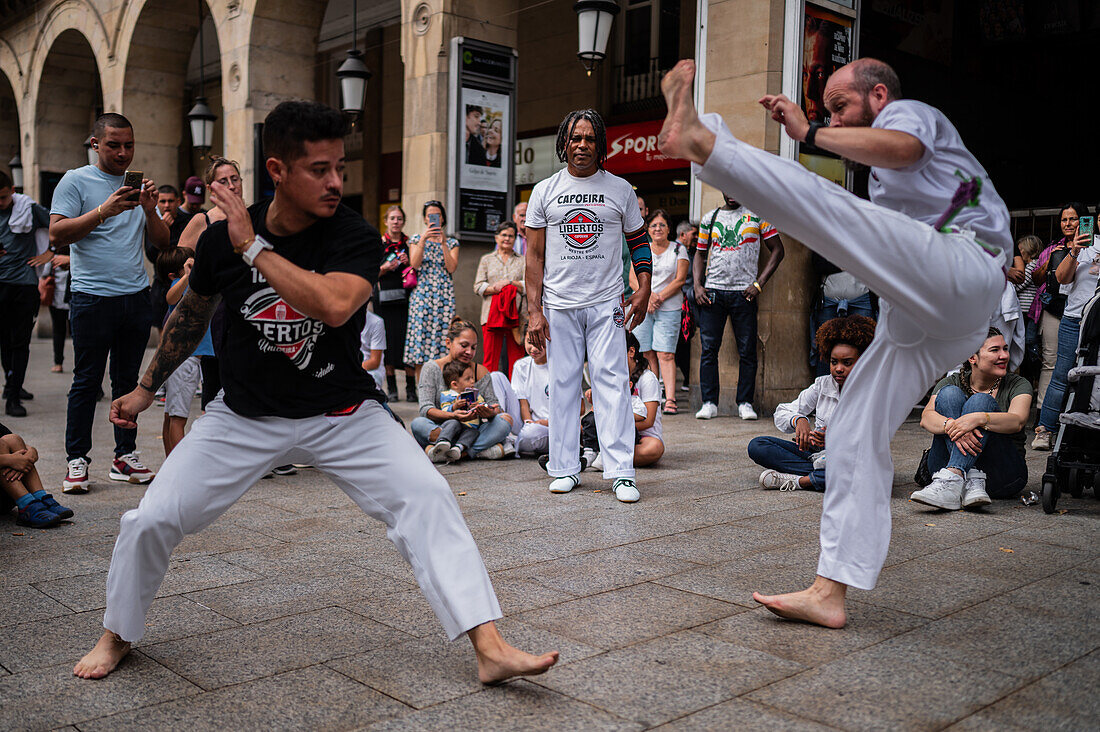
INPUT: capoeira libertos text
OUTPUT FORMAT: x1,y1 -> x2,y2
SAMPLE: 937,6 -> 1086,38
74,101 -> 558,681
658,58 -> 1009,627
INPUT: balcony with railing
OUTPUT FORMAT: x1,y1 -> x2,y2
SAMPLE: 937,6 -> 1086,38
611,57 -> 672,115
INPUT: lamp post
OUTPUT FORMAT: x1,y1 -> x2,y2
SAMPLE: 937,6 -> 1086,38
336,0 -> 372,118
8,154 -> 22,191
186,0 -> 217,155
84,135 -> 97,166
574,0 -> 620,76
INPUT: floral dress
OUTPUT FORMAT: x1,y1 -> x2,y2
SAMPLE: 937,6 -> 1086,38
404,234 -> 459,364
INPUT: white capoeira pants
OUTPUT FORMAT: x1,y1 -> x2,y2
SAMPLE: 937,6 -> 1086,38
546,299 -> 635,479
696,114 -> 1004,589
102,397 -> 501,642
516,421 -> 550,455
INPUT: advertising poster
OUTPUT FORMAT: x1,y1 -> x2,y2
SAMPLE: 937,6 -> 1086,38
799,4 -> 853,184
460,88 -> 509,192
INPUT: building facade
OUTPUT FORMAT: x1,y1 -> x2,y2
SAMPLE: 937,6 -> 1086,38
4,0 -> 1094,410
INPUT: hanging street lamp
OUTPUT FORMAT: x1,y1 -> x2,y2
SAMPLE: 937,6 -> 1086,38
574,0 -> 620,76
8,154 -> 22,191
336,0 -> 372,118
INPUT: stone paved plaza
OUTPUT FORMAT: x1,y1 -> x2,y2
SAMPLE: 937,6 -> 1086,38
2,342 -> 1098,730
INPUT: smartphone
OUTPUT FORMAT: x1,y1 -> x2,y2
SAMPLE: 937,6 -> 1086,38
384,251 -> 398,263
460,387 -> 479,404
123,170 -> 143,201
1079,216 -> 1094,239
428,213 -> 441,228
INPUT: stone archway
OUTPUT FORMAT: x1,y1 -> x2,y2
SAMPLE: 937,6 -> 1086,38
120,0 -> 222,193
0,69 -> 18,181
34,29 -> 103,203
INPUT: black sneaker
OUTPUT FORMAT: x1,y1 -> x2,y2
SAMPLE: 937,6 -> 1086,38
2,386 -> 33,401
5,399 -> 26,417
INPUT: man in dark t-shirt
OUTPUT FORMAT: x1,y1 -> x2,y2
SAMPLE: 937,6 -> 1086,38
74,101 -> 558,684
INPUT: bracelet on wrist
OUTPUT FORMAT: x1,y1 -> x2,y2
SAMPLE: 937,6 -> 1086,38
138,382 -> 157,394
752,281 -> 763,293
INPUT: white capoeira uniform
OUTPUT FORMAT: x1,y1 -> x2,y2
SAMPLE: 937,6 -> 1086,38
101,200 -> 501,643
511,354 -> 551,454
527,168 -> 646,479
694,100 -> 1009,589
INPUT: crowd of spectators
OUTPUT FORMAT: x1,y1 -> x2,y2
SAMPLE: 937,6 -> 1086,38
2,109 -> 1098,528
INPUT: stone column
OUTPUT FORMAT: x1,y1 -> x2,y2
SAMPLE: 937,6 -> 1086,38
693,0 -> 815,413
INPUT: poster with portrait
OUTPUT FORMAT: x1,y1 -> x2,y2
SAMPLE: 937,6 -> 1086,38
801,5 -> 853,135
459,87 -> 509,193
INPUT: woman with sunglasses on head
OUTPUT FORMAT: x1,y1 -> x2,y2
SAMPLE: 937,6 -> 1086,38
404,201 -> 460,380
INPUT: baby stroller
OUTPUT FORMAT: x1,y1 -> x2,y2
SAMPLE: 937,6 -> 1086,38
1041,287 -> 1100,513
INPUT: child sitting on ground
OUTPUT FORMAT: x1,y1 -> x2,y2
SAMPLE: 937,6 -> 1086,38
425,360 -> 486,463
746,315 -> 876,492
0,422 -> 73,528
511,328 -> 552,457
583,331 -> 665,471
158,247 -> 215,456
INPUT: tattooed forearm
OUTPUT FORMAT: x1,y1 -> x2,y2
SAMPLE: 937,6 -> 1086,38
138,290 -> 221,393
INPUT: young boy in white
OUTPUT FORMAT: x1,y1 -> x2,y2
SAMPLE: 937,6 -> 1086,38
359,308 -> 387,392
511,330 -> 552,456
658,59 -> 1008,627
525,109 -> 652,503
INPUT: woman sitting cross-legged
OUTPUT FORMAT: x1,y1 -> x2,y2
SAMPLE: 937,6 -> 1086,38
410,319 -> 514,461
911,328 -> 1031,510
747,315 -> 876,492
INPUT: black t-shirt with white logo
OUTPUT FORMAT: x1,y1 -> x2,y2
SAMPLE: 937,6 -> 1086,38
189,199 -> 384,418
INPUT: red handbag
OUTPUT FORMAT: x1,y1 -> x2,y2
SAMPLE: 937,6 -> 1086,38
39,275 -> 55,306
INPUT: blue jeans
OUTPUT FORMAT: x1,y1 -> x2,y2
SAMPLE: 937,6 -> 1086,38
698,288 -> 756,405
1038,315 -> 1081,432
410,414 -> 511,456
66,290 -> 153,460
927,385 -> 1027,498
810,292 -> 877,376
747,436 -> 825,492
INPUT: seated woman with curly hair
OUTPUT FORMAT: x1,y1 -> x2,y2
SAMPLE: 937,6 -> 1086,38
747,315 -> 876,492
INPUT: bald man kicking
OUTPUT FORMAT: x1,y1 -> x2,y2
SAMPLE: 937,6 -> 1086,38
658,58 -> 1009,627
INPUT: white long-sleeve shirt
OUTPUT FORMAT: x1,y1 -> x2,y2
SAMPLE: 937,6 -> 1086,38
773,375 -> 841,433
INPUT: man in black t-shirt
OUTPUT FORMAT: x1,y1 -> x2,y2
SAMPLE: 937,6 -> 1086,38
74,101 -> 558,684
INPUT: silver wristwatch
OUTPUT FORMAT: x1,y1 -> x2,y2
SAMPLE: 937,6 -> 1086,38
241,235 -> 273,267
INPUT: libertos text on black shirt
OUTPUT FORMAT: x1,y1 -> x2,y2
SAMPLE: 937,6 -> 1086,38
188,199 -> 384,418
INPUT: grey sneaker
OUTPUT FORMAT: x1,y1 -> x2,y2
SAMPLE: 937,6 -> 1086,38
759,469 -> 801,492
962,468 -> 992,508
910,469 -> 964,510
1031,429 -> 1052,451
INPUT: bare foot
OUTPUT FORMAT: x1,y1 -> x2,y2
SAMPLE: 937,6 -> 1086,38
753,575 -> 848,629
658,60 -> 716,165
468,622 -> 560,684
73,630 -> 131,679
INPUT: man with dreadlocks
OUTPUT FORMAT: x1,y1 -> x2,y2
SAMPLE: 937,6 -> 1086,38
525,109 -> 652,503
658,58 -> 1010,627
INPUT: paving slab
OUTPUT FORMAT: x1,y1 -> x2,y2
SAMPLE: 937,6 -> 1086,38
3,341 -> 1097,729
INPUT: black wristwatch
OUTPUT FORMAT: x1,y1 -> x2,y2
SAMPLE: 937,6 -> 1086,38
804,121 -> 825,147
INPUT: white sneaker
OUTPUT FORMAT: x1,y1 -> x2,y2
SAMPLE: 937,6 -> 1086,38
549,474 -> 580,493
478,444 -> 506,460
910,468 -> 964,510
738,402 -> 758,420
581,447 -> 598,468
63,457 -> 90,494
811,450 -> 827,470
590,452 -> 604,473
426,441 -> 450,463
1031,429 -> 1052,451
503,435 -> 516,457
962,468 -> 992,508
613,478 -> 640,503
695,402 -> 718,420
445,445 -> 463,463
759,469 -> 801,492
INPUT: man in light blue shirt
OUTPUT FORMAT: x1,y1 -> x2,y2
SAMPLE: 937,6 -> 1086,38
49,113 -> 170,493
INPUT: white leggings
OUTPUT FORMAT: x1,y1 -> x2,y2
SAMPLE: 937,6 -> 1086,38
516,421 -> 550,455
546,299 -> 635,479
103,398 -> 501,641
696,114 -> 1004,589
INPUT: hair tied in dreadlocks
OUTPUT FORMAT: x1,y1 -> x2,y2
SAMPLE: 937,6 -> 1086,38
555,109 -> 608,169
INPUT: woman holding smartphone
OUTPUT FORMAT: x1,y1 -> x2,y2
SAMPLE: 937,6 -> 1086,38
404,201 -> 460,377
1035,205 -> 1100,446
